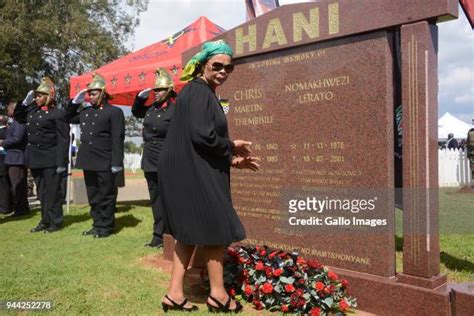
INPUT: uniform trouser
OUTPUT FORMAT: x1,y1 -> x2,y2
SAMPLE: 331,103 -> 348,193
84,170 -> 117,234
0,167 -> 11,213
144,172 -> 163,242
7,166 -> 30,215
31,167 -> 63,227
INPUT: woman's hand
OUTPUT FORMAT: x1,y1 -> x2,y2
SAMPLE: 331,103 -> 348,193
231,156 -> 260,171
232,140 -> 252,157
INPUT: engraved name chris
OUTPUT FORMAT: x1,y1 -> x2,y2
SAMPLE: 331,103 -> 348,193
287,197 -> 387,227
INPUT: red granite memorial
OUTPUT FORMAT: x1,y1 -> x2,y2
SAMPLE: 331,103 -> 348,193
164,0 -> 474,314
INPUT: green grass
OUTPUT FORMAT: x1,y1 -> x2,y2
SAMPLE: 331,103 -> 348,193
0,202 -> 259,315
0,188 -> 472,314
395,188 -> 474,283
71,169 -> 145,180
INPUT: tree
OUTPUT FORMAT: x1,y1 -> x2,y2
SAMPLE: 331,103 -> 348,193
124,115 -> 143,137
0,0 -> 148,105
124,140 -> 139,153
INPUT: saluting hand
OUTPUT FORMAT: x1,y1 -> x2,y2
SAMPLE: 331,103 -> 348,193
138,88 -> 152,99
73,89 -> 88,104
22,90 -> 35,106
232,140 -> 252,157
231,156 -> 260,171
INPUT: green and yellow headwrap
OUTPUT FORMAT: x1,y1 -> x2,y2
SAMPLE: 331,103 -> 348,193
180,40 -> 234,82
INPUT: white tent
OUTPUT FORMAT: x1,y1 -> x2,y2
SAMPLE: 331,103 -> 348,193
438,112 -> 473,139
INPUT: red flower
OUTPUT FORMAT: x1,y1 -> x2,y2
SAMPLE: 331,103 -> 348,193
268,251 -> 278,259
315,281 -> 325,291
298,278 -> 305,285
229,288 -> 236,297
281,304 -> 289,312
273,268 -> 283,277
238,256 -> 247,264
262,282 -> 273,294
323,286 -> 332,295
285,284 -> 295,293
244,285 -> 253,296
310,307 -> 321,316
228,248 -> 237,257
328,271 -> 338,280
298,298 -> 306,307
255,261 -> 265,271
296,257 -> 306,265
265,267 -> 273,277
341,279 -> 349,287
339,299 -> 349,311
253,299 -> 264,310
307,260 -> 322,269
328,284 -> 335,294
260,249 -> 266,256
296,288 -> 304,297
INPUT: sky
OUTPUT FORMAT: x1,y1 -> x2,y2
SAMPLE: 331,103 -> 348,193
125,0 -> 473,124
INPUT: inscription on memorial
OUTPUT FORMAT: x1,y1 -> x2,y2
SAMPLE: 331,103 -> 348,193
222,31 -> 396,277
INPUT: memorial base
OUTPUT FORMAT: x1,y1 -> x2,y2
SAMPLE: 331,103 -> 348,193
163,234 -> 474,315
397,272 -> 448,289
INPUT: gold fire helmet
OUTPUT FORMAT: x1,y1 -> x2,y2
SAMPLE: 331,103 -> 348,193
87,73 -> 112,103
154,68 -> 174,90
153,68 -> 176,102
35,77 -> 56,106
87,73 -> 107,92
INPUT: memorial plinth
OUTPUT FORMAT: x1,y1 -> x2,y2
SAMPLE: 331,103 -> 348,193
164,1 -> 474,314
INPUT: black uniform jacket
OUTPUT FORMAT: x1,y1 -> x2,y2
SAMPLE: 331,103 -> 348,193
65,101 -> 124,172
131,96 -> 175,172
0,127 -> 6,176
14,102 -> 70,169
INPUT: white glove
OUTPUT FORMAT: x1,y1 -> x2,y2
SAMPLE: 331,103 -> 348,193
22,90 -> 35,106
73,89 -> 88,104
138,88 -> 152,99
111,166 -> 123,173
80,102 -> 92,110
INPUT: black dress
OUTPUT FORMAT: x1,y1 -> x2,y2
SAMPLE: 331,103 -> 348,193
158,78 -> 246,246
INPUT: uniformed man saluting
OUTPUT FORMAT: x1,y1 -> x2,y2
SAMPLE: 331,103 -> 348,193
66,73 -> 125,238
132,68 -> 176,248
15,77 -> 70,233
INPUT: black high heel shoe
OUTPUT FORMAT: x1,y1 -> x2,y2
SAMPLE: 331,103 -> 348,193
207,295 -> 243,313
161,294 -> 198,312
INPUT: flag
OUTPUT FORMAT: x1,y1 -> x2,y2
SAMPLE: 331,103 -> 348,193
245,0 -> 280,21
460,0 -> 474,28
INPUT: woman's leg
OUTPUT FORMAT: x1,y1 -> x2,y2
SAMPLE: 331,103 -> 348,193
163,241 -> 195,307
205,245 -> 238,310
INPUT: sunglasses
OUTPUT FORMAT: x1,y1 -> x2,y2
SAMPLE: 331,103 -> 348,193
209,62 -> 235,74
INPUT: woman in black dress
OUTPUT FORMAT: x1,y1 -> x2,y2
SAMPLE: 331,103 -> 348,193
132,68 -> 176,248
158,40 -> 259,313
